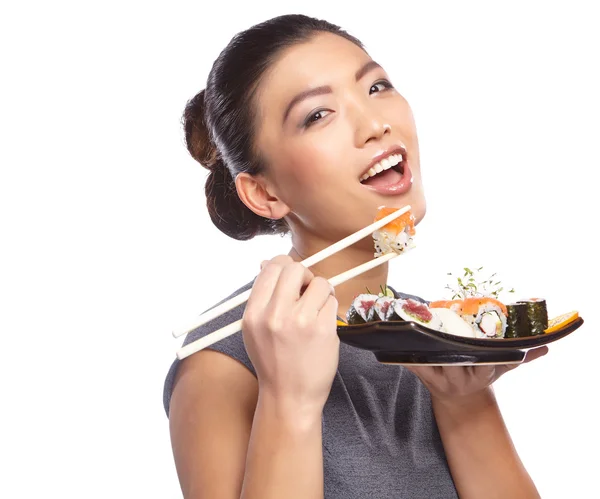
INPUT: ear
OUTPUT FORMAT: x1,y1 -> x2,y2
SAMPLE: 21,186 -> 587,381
235,173 -> 290,221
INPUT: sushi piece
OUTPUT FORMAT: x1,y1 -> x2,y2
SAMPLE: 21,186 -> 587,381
390,298 -> 443,330
372,207 -> 416,257
458,297 -> 508,338
346,294 -> 378,324
505,302 -> 530,338
429,299 -> 463,313
373,296 -> 396,321
429,307 -> 477,338
518,298 -> 549,336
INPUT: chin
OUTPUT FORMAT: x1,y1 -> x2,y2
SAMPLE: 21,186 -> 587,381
413,199 -> 426,225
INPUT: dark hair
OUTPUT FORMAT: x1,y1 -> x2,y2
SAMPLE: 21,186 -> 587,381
183,14 -> 364,240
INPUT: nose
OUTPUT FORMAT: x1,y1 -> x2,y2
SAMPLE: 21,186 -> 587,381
353,109 -> 391,147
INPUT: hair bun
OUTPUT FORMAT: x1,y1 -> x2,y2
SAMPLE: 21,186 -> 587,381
183,90 -> 219,171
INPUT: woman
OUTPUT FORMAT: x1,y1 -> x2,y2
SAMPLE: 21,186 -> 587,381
164,14 -> 546,498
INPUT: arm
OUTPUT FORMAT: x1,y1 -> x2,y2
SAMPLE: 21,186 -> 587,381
242,391 -> 324,498
407,348 -> 547,499
170,257 -> 338,498
432,387 -> 540,499
169,350 -> 325,499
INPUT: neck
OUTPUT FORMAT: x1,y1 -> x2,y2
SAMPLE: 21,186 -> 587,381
288,233 -> 390,320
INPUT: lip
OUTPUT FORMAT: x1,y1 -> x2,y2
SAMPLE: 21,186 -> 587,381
361,161 -> 413,195
359,144 -> 413,196
359,145 -> 407,180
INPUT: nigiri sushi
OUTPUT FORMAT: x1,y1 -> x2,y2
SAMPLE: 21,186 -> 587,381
372,206 -> 416,257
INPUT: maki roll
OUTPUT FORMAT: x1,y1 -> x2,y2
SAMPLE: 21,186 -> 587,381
429,307 -> 477,338
518,298 -> 549,336
346,294 -> 378,324
372,207 -> 416,257
458,297 -> 508,338
390,298 -> 443,330
505,302 -> 530,338
373,296 -> 396,321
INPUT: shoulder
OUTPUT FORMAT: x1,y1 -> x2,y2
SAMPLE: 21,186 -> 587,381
163,280 -> 256,417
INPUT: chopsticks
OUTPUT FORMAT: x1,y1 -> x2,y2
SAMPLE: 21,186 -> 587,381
176,250 -> 399,360
172,204 -> 411,338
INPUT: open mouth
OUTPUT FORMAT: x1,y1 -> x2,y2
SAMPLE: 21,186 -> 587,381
360,150 -> 406,188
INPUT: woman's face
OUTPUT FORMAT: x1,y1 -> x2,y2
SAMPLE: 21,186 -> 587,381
252,32 -> 426,245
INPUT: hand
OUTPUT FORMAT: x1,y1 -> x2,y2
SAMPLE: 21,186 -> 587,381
405,347 -> 549,404
242,255 -> 340,417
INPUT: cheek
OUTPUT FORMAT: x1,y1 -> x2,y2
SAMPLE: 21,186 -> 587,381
278,144 -> 340,194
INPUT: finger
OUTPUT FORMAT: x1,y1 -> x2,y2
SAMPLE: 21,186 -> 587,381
270,262 -> 314,309
246,257 -> 292,310
436,365 -> 473,386
402,365 -> 442,382
523,346 -> 549,363
317,294 -> 340,326
299,276 -> 336,314
496,346 -> 549,378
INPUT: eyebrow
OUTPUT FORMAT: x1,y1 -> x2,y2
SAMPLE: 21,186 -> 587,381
282,60 -> 383,124
283,86 -> 332,123
355,60 -> 382,81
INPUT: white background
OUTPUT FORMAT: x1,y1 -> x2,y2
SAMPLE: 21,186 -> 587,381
1,1 -> 598,497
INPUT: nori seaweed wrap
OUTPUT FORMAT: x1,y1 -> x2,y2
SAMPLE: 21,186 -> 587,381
518,298 -> 549,336
346,294 -> 377,324
505,302 -> 530,337
373,296 -> 395,321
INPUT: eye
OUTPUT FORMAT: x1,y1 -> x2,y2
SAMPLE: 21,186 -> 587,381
370,80 -> 393,94
303,109 -> 332,127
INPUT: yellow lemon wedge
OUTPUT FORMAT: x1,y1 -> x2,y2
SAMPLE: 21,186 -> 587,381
545,311 -> 579,333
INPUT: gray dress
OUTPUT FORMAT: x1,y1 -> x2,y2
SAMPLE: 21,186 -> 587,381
163,282 -> 458,498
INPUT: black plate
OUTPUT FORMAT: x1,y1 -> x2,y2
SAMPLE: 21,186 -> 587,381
337,317 -> 584,365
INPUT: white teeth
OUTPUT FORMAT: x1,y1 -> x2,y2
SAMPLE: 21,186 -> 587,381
360,151 -> 405,182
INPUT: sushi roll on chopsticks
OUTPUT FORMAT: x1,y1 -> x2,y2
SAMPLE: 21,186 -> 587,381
372,206 -> 416,257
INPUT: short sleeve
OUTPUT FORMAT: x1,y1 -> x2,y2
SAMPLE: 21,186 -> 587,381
163,281 -> 256,417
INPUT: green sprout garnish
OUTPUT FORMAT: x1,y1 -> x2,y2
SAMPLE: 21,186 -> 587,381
445,266 -> 516,300
366,285 -> 394,297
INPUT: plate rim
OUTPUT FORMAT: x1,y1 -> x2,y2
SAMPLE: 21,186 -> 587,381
337,316 -> 584,350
